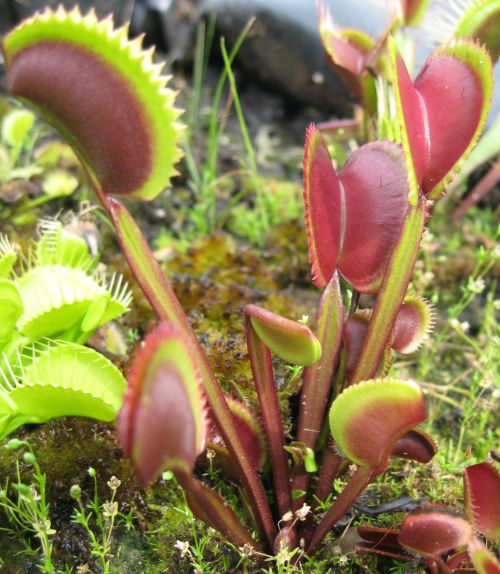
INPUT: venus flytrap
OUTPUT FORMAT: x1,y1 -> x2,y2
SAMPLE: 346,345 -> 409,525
0,220 -> 130,438
2,6 -> 276,545
1,6 -> 495,569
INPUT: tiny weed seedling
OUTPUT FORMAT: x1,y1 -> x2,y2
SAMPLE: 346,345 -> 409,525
0,440 -> 56,573
70,468 -> 132,574
0,440 -> 131,573
1,4 -> 498,572
0,219 -> 130,438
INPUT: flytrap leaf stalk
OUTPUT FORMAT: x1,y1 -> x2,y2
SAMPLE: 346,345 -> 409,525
2,4 -> 497,568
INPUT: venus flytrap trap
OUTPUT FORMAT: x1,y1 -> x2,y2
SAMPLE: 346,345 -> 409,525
1,4 -> 497,571
0,219 -> 131,438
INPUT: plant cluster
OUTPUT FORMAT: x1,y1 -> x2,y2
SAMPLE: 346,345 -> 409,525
0,218 -> 131,438
0,439 -> 132,573
0,3 -> 498,573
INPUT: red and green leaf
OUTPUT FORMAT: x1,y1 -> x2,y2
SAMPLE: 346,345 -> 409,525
399,509 -> 473,557
453,0 -> 500,60
467,537 -> 500,574
303,124 -> 342,289
244,303 -> 321,366
391,428 -> 437,463
2,6 -> 184,201
337,141 -> 409,293
117,322 -> 207,487
464,461 -> 500,542
357,525 -> 410,560
206,396 -> 266,478
329,378 -> 427,470
390,37 -> 493,200
401,0 -> 431,26
317,1 -> 372,78
303,127 -> 409,293
391,294 -> 434,354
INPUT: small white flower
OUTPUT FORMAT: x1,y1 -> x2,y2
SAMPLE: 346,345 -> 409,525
102,501 -> 118,519
469,277 -> 485,294
29,485 -> 41,501
239,543 -> 254,557
174,540 -> 190,558
295,503 -> 311,521
280,511 -> 293,524
107,476 -> 121,490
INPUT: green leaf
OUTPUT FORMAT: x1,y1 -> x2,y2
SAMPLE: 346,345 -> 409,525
2,6 -> 184,201
245,304 -> 322,366
1,108 -> 35,148
0,235 -> 17,278
0,340 -> 126,439
329,378 -> 427,470
16,265 -> 131,341
0,279 -> 23,348
41,169 -> 79,198
36,219 -> 93,270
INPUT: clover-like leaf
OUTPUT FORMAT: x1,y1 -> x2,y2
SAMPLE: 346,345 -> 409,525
244,304 -> 321,366
390,37 -> 493,200
464,461 -> 500,542
392,295 -> 434,354
117,322 -> 207,487
0,340 -> 126,439
0,280 -> 23,349
399,509 -> 473,558
329,378 -> 427,470
303,126 -> 409,293
2,6 -> 184,201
